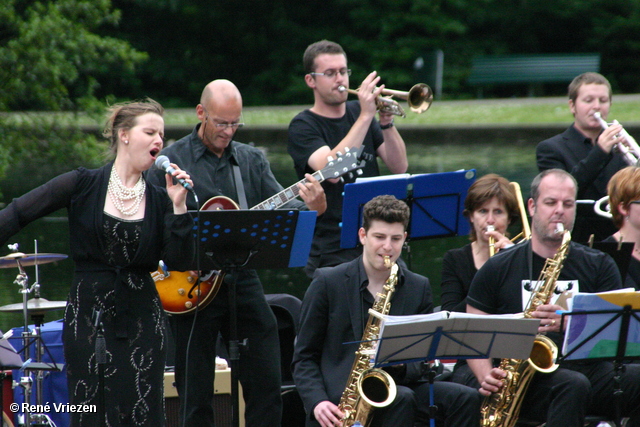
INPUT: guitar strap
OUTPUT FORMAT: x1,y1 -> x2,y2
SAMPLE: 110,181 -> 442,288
232,164 -> 248,209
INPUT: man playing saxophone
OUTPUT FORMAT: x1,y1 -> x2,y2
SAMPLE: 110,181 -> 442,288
454,169 -> 640,426
293,195 -> 480,427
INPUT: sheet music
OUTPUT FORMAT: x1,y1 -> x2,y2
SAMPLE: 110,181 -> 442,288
372,311 -> 540,365
562,289 -> 640,360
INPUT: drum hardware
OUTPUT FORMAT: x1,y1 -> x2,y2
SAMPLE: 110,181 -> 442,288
1,243 -> 65,427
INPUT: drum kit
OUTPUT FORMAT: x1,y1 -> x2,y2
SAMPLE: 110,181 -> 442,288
0,244 -> 68,427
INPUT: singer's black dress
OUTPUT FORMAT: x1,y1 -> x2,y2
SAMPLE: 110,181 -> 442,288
0,162 -> 194,426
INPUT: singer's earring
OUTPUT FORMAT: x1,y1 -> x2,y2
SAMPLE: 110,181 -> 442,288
124,140 -> 129,145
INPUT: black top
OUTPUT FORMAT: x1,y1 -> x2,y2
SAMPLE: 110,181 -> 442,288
440,243 -> 477,313
468,240 -> 621,348
288,101 -> 384,258
602,235 -> 640,290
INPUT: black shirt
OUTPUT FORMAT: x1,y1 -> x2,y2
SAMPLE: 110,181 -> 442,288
288,101 -> 384,258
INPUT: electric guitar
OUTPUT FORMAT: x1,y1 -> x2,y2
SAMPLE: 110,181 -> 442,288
153,146 -> 365,314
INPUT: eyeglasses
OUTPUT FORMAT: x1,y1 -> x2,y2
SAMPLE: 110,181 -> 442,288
204,115 -> 244,130
309,68 -> 352,78
630,201 -> 640,205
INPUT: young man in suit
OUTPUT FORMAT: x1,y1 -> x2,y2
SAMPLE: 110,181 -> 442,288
292,195 -> 480,427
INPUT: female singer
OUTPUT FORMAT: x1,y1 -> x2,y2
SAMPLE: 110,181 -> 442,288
603,165 -> 640,290
0,98 -> 194,426
440,174 -> 520,312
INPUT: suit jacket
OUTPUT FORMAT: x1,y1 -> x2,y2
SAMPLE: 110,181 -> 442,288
292,256 -> 433,424
536,124 -> 626,200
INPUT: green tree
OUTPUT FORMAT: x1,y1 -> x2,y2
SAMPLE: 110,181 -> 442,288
0,0 -> 148,111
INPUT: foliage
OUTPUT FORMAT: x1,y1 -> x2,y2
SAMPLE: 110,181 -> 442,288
4,0 -> 640,109
100,0 -> 640,106
0,115 -> 105,200
0,0 -> 147,111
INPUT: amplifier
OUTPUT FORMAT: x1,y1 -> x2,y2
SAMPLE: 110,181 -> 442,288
164,369 -> 245,427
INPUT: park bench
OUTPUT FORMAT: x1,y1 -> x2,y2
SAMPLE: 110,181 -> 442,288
468,53 -> 601,97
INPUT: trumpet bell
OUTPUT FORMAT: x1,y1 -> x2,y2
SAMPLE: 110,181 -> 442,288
407,83 -> 433,114
339,82 -> 433,117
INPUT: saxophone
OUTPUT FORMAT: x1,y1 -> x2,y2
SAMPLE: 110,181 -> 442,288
480,225 -> 571,427
338,256 -> 399,427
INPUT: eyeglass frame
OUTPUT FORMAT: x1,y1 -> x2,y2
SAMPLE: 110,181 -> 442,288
309,68 -> 352,78
202,109 -> 245,130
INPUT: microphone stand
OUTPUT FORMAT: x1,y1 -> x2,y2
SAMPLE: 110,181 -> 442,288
93,308 -> 106,427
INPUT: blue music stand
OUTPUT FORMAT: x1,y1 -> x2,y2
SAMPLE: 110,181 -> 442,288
340,170 -> 476,249
190,209 -> 316,427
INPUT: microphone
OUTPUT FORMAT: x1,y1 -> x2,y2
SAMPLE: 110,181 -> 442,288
155,155 -> 193,191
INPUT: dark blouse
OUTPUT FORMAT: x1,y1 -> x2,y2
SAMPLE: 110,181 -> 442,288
441,243 -> 477,312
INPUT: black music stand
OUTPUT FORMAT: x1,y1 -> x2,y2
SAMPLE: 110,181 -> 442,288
559,291 -> 640,427
363,311 -> 540,427
340,170 -> 476,265
191,209 -> 316,427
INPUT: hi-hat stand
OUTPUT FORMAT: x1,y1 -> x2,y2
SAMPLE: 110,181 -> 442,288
0,244 -> 66,427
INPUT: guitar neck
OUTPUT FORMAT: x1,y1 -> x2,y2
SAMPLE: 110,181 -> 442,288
251,170 -> 324,210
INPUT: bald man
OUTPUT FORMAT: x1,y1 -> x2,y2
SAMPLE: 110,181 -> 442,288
148,79 -> 326,426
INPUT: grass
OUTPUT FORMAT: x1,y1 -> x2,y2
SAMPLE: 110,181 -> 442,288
3,94 -> 640,127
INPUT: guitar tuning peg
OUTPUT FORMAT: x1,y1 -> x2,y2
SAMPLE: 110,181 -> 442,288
327,156 -> 335,162
356,169 -> 363,175
336,151 -> 343,157
344,147 -> 351,153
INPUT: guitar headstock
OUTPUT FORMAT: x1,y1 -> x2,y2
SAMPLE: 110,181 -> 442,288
321,146 -> 366,182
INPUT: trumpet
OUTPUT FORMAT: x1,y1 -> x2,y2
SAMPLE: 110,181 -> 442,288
593,195 -> 612,218
594,112 -> 640,166
338,83 -> 433,118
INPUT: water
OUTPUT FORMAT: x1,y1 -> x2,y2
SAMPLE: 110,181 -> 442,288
0,135 -> 540,332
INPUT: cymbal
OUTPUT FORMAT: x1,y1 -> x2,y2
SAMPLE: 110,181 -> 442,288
0,252 -> 68,269
0,298 -> 67,313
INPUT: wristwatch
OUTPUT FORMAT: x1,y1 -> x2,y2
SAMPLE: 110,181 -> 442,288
380,119 -> 394,130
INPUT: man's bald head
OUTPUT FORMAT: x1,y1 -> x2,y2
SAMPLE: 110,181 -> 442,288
200,79 -> 242,110
196,79 -> 244,157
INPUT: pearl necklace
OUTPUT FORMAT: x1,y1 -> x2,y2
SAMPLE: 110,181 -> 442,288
108,166 -> 146,216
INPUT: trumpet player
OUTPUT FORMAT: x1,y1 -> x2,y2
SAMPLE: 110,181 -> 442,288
292,195 -> 481,427
288,40 -> 409,278
537,72 -> 629,242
